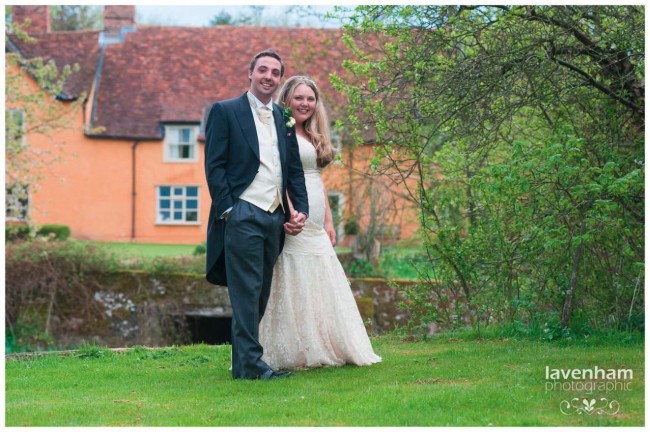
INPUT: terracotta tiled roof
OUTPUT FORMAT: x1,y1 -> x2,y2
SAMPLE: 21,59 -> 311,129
10,25 -> 351,140
7,30 -> 100,100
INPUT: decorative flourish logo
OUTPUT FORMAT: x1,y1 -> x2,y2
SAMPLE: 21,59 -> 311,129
560,397 -> 620,416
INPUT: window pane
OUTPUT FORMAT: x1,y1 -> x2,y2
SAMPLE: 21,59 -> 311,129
160,199 -> 170,209
6,185 -> 29,221
186,199 -> 198,209
173,187 -> 183,196
180,145 -> 191,159
173,211 -> 183,220
160,186 -> 170,197
173,200 -> 183,209
160,211 -> 170,221
186,187 -> 198,197
186,211 -> 198,222
179,128 -> 191,143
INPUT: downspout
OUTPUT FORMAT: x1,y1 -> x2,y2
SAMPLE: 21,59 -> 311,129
131,141 -> 139,242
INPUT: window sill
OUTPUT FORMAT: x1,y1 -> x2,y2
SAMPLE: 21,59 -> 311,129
162,159 -> 199,164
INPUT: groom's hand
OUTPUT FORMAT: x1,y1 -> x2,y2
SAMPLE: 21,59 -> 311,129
283,211 -> 307,236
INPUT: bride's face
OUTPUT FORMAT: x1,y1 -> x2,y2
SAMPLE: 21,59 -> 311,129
288,83 -> 317,125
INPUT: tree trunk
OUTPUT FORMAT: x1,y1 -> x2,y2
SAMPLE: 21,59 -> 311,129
561,242 -> 584,328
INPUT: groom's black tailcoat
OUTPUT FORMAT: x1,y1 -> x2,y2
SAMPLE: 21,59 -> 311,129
204,92 -> 308,378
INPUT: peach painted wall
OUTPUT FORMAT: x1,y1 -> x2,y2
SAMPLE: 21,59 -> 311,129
29,120 -> 209,245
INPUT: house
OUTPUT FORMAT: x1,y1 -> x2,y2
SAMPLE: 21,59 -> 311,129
6,5 -> 420,246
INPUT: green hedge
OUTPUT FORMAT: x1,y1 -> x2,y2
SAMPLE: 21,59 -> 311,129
6,225 -> 30,242
36,224 -> 71,240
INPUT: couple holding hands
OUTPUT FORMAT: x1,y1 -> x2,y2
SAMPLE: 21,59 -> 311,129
204,49 -> 381,380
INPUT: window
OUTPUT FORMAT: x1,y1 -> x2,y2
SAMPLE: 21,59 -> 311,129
6,109 -> 26,148
6,184 -> 29,221
328,190 -> 345,239
156,185 -> 200,224
163,125 -> 198,162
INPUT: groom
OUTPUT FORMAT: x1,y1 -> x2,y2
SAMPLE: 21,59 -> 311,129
204,49 -> 309,380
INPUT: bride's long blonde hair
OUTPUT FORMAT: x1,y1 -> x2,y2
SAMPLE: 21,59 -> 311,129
277,76 -> 334,168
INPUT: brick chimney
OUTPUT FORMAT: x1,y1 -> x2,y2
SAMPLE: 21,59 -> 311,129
12,6 -> 51,33
103,6 -> 136,31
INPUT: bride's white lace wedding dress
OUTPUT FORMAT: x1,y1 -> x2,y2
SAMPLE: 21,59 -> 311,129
259,135 -> 382,370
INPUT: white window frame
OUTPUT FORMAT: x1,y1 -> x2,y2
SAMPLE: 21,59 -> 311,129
163,125 -> 199,163
327,190 -> 345,240
156,185 -> 200,225
6,184 -> 29,221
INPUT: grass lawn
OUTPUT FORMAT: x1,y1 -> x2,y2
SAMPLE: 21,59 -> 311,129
5,335 -> 643,426
78,241 -> 357,261
76,241 -> 197,258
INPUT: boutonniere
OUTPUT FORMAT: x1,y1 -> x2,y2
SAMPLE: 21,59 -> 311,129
282,106 -> 296,128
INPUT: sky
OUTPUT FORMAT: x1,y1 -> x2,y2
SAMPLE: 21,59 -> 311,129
135,4 -> 343,28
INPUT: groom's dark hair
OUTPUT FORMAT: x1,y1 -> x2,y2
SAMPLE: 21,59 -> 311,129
249,49 -> 285,78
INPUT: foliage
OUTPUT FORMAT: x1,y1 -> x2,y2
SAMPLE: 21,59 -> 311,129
193,241 -> 207,255
49,5 -> 103,31
5,224 -> 31,242
5,336 -> 644,426
209,6 -> 266,26
344,218 -> 359,235
344,258 -> 379,278
332,6 -> 644,332
209,10 -> 238,26
379,247 -> 428,279
208,6 -> 327,27
36,224 -> 71,240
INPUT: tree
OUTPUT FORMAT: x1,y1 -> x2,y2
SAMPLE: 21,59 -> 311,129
332,5 -> 644,334
6,20 -> 84,224
50,5 -> 103,31
209,10 -> 236,26
209,6 -> 266,27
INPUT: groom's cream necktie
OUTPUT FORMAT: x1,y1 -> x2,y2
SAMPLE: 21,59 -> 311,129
257,107 -> 273,135
248,93 -> 274,135
256,106 -> 273,126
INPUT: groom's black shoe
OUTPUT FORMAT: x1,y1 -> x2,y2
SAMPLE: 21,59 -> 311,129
260,370 -> 293,380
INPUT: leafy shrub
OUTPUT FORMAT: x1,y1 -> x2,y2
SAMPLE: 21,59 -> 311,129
344,219 -> 359,235
6,224 -> 31,242
345,258 -> 380,278
193,242 -> 206,255
36,224 -> 71,240
379,248 -> 427,280
77,342 -> 110,359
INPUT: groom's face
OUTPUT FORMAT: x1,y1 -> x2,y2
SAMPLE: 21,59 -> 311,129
249,56 -> 282,104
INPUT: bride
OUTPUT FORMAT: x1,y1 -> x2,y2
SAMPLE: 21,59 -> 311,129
259,76 -> 382,370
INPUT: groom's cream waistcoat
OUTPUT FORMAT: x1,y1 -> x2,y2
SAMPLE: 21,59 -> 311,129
239,93 -> 284,212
